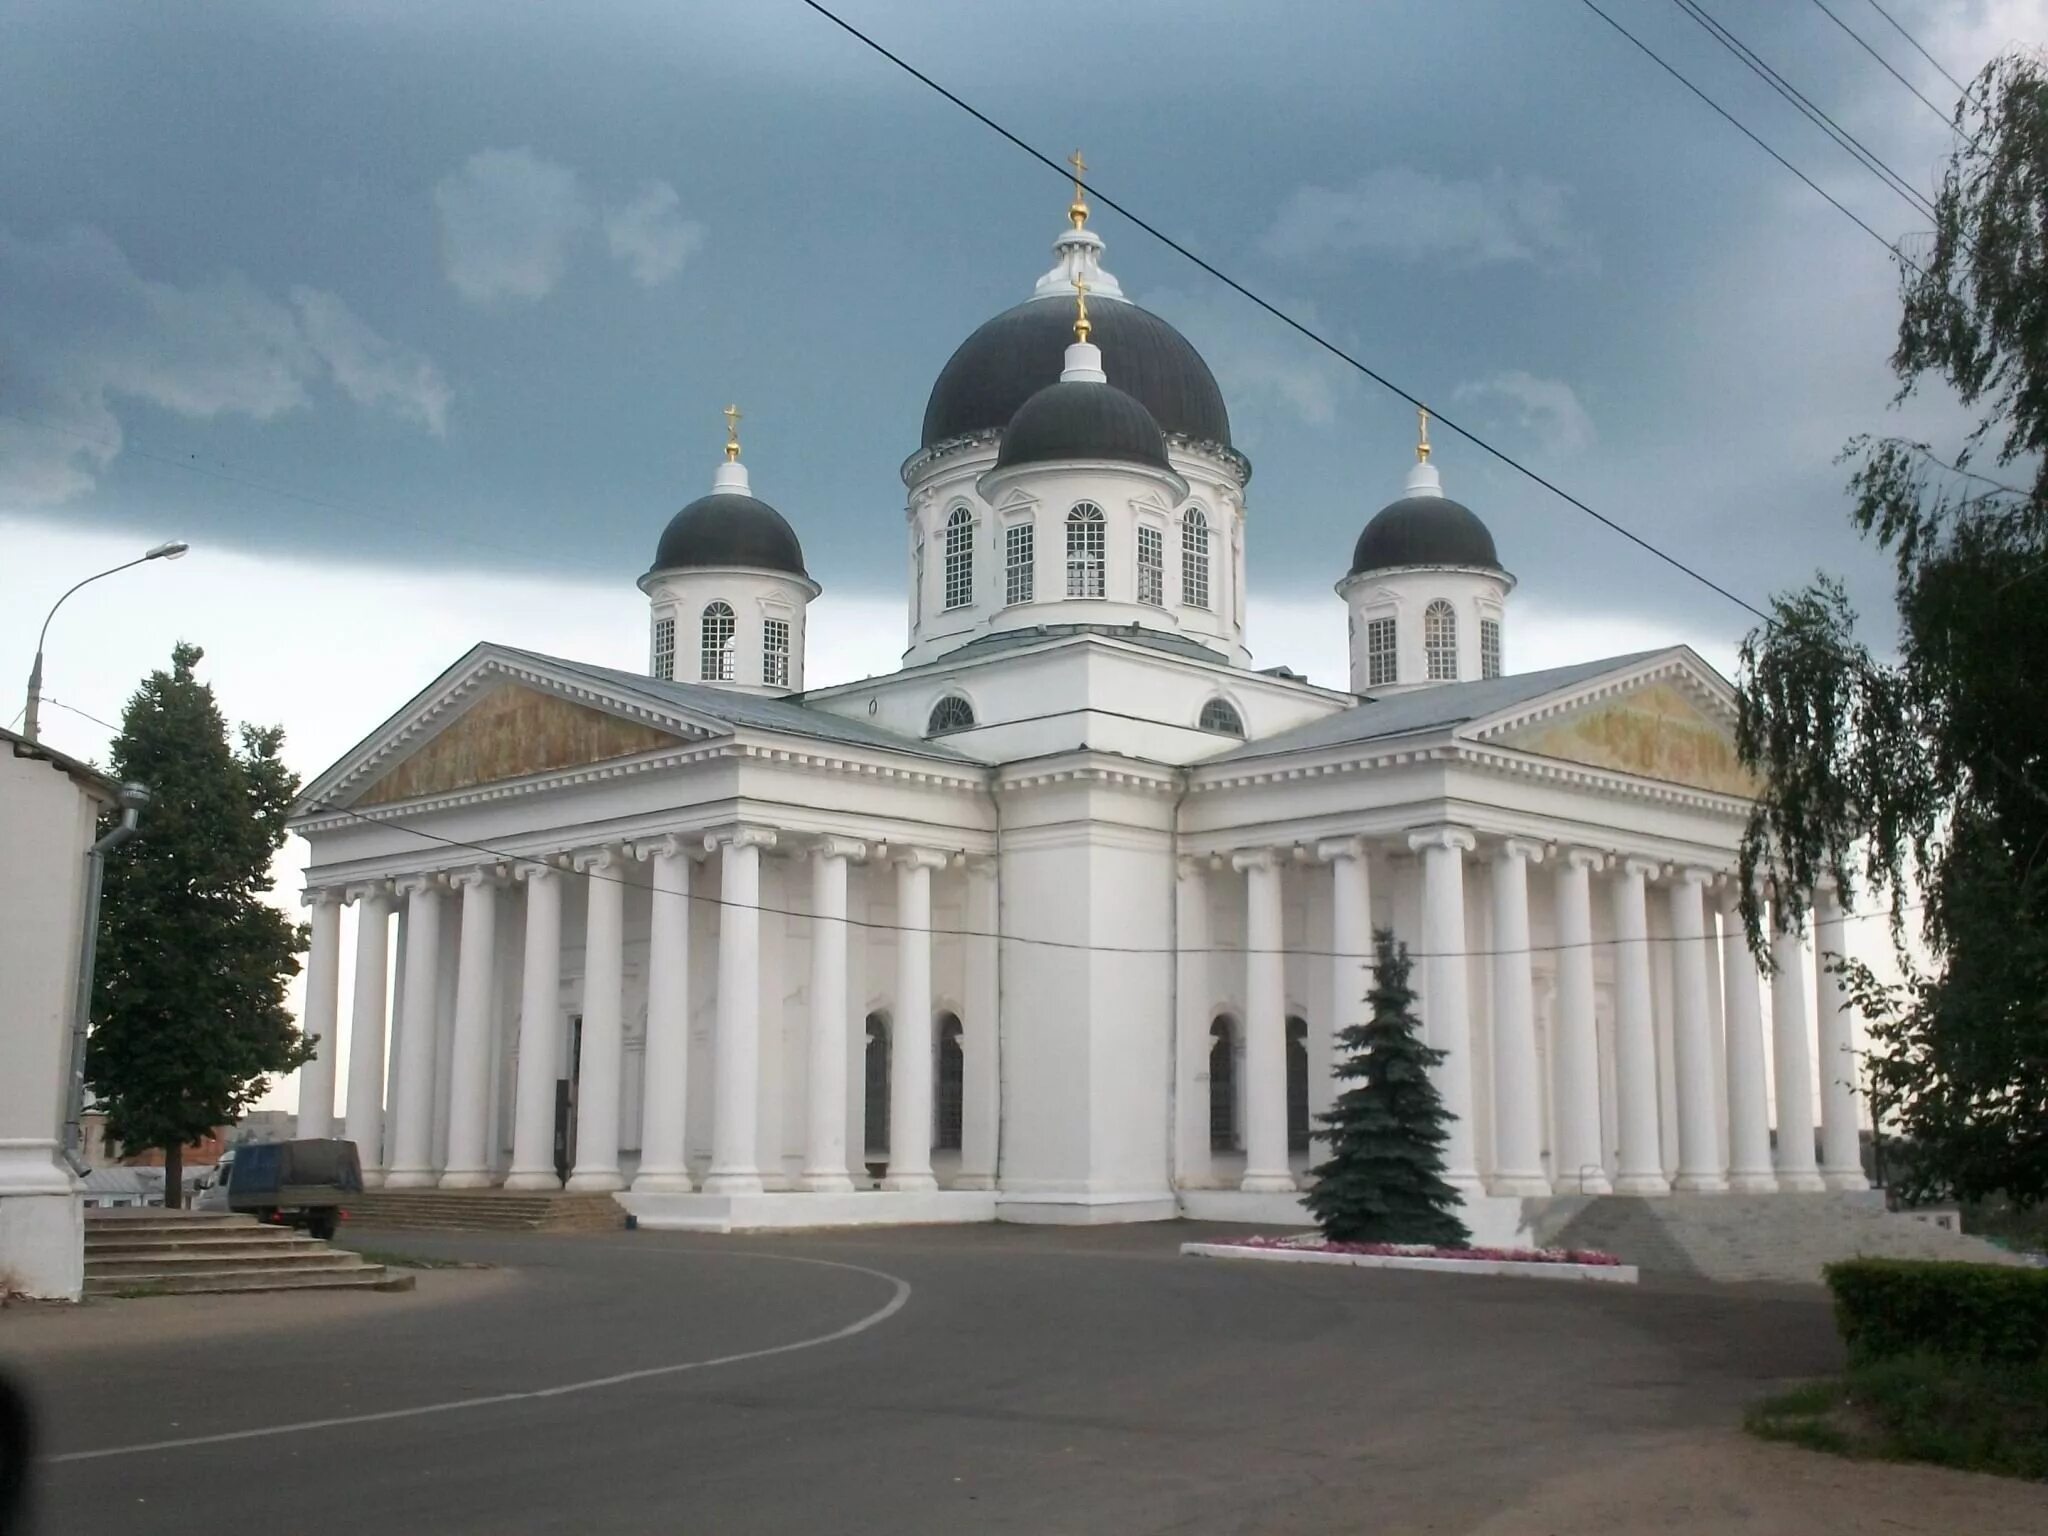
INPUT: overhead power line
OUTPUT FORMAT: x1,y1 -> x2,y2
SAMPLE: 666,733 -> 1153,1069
796,0 -> 1775,627
1861,0 -> 1970,98
1809,0 -> 1957,125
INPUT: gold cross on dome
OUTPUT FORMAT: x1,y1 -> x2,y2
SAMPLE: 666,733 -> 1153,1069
723,403 -> 742,462
1068,147 -> 1089,229
1417,405 -> 1432,464
1074,276 -> 1091,344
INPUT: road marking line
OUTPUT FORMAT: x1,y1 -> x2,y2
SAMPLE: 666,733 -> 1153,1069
46,1252 -> 910,1464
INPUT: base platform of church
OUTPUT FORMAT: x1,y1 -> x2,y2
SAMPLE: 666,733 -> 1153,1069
617,1188 -> 996,1233
343,1189 -> 628,1233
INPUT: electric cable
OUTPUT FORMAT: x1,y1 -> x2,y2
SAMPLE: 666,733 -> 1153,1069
1860,0 -> 1970,99
1809,0 -> 1957,125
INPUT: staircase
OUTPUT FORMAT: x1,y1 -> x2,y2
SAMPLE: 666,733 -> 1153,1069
83,1210 -> 409,1297
1529,1192 -> 2031,1284
341,1189 -> 627,1233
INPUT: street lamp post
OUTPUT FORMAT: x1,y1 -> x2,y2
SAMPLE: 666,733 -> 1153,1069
22,541 -> 188,743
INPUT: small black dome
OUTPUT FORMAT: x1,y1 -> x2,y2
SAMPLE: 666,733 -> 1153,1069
1350,495 -> 1502,575
994,379 -> 1171,474
650,492 -> 807,578
924,296 -> 1231,449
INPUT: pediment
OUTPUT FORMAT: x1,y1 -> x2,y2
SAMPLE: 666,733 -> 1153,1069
355,682 -> 685,807
1478,666 -> 1757,798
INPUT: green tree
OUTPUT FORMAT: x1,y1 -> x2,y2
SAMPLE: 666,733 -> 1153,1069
87,643 -> 310,1206
1736,53 -> 2048,1206
1305,929 -> 1470,1247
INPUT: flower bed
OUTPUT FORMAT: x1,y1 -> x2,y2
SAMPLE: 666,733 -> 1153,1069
1230,1232 -> 1624,1266
1182,1232 -> 1637,1284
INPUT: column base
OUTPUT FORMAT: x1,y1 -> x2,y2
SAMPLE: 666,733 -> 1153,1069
882,1172 -> 939,1193
1239,1172 -> 1298,1195
1727,1170 -> 1780,1193
1487,1173 -> 1554,1198
1555,1168 -> 1613,1196
564,1169 -> 626,1194
501,1170 -> 563,1192
950,1173 -> 997,1191
1611,1172 -> 1671,1196
360,1169 -> 387,1190
437,1169 -> 495,1190
1775,1168 -> 1828,1192
631,1171 -> 696,1194
382,1168 -> 437,1190
701,1171 -> 764,1196
1672,1172 -> 1729,1194
1822,1169 -> 1870,1192
799,1171 -> 856,1194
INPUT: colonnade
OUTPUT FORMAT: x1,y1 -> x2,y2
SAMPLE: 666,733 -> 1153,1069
1191,827 -> 1872,1199
295,829 -> 996,1197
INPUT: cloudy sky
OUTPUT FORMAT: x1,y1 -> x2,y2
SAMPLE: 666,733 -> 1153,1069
5,2 -> 2031,1110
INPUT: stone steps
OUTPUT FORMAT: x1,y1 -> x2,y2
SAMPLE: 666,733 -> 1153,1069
344,1190 -> 626,1233
82,1210 -> 409,1298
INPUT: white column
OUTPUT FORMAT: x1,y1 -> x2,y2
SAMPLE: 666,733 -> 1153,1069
704,827 -> 774,1195
1551,850 -> 1610,1194
438,868 -> 501,1188
629,837 -> 696,1193
1409,828 -> 1481,1193
1608,858 -> 1668,1195
504,863 -> 564,1191
1812,883 -> 1870,1191
343,884 -> 393,1184
566,846 -> 626,1193
384,875 -> 445,1189
1770,896 -> 1827,1191
1232,847 -> 1294,1193
957,854 -> 999,1190
298,889 -> 343,1140
1667,869 -> 1727,1192
1317,837 -> 1372,1143
1489,839 -> 1550,1195
884,847 -> 946,1193
1719,888 -> 1778,1192
801,838 -> 864,1193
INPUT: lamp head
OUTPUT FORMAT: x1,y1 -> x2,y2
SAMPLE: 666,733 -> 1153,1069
145,541 -> 189,561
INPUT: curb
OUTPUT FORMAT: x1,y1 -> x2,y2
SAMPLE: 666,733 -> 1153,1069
1179,1241 -> 1639,1284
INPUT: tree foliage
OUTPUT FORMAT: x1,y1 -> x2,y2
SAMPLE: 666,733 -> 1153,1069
86,643 -> 310,1204
1305,930 -> 1470,1247
1735,54 -> 2048,1205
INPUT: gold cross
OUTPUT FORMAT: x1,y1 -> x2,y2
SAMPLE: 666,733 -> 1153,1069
724,403 -> 742,462
1417,405 -> 1432,464
1074,276 -> 1091,344
1068,147 -> 1089,229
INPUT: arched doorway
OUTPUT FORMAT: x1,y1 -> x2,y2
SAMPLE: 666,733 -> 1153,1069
863,1012 -> 891,1158
1209,1016 -> 1239,1151
935,1013 -> 964,1151
1286,1016 -> 1310,1152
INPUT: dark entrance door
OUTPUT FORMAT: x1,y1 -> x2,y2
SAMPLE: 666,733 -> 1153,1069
553,1014 -> 582,1185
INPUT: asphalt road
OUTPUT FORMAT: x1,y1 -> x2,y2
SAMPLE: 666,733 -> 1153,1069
1,1221 -> 2021,1535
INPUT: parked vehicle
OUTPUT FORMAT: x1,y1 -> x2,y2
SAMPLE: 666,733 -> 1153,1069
226,1138 -> 362,1240
193,1149 -> 234,1211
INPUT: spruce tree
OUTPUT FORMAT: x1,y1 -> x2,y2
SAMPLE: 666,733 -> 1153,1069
1305,929 -> 1470,1247
86,643 -> 310,1207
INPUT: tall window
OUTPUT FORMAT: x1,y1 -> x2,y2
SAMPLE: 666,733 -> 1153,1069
1286,1016 -> 1310,1152
935,1014 -> 965,1151
943,506 -> 974,610
1005,520 -> 1034,605
1480,617 -> 1502,680
763,618 -> 791,687
1198,697 -> 1245,737
1366,616 -> 1397,687
927,694 -> 975,735
1137,525 -> 1164,606
1424,599 -> 1458,682
700,601 -> 735,682
863,1014 -> 890,1157
651,616 -> 675,681
1208,1017 -> 1238,1151
1182,507 -> 1211,609
1066,502 -> 1105,597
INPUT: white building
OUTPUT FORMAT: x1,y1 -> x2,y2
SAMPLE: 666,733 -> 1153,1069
289,197 -> 1870,1238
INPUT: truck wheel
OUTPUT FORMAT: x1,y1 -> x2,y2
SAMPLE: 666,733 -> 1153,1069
309,1212 -> 338,1242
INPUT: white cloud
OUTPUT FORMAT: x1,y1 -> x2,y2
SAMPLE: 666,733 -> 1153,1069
1454,370 -> 1596,458
603,180 -> 706,287
1262,167 -> 1594,271
433,148 -> 592,305
0,225 -> 450,507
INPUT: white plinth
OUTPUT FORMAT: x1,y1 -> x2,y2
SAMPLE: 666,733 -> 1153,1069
994,1188 -> 1179,1225
0,1189 -> 85,1300
616,1189 -> 995,1233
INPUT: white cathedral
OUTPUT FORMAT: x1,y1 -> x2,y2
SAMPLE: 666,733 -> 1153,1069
289,189 -> 1870,1239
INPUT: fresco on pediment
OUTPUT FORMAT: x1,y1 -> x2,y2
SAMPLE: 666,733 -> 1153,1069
356,683 -> 681,806
1492,680 -> 1758,797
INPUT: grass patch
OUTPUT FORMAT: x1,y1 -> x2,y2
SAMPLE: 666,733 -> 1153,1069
346,1248 -> 481,1271
1746,1353 -> 2048,1480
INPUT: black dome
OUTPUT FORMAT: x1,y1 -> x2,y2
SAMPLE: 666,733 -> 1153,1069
994,379 -> 1171,473
650,492 -> 808,578
1350,495 -> 1502,575
924,296 -> 1231,449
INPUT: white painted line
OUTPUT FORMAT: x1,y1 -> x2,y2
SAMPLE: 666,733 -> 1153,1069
1180,1242 -> 1639,1284
46,1251 -> 912,1464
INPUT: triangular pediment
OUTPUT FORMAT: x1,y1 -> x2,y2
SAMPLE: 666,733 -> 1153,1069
1472,653 -> 1758,798
355,682 -> 685,806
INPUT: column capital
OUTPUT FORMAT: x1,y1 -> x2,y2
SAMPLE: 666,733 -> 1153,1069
1561,846 -> 1606,873
344,880 -> 393,906
1676,865 -> 1717,888
811,835 -> 869,864
1498,837 -> 1546,866
704,825 -> 777,856
890,844 -> 949,873
1176,852 -> 1210,880
1314,835 -> 1369,864
447,864 -> 506,890
302,886 -> 345,910
392,872 -> 443,897
1230,846 -> 1280,874
1406,825 -> 1476,855
513,858 -> 561,885
1619,855 -> 1662,881
631,832 -> 705,863
1813,877 -> 1848,916
572,845 -> 624,874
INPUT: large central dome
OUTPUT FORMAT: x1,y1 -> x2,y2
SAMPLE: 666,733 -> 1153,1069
922,295 -> 1231,451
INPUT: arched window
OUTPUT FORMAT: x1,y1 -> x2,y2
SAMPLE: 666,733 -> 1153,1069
935,1013 -> 964,1151
762,617 -> 791,688
1198,697 -> 1245,737
927,694 -> 975,735
1425,599 -> 1458,682
1005,520 -> 1034,605
651,616 -> 676,681
1183,506 -> 1211,609
1137,524 -> 1164,606
943,507 -> 974,610
1209,1016 -> 1239,1151
1066,502 -> 1106,598
700,601 -> 736,682
1286,1016 -> 1310,1152
863,1013 -> 891,1158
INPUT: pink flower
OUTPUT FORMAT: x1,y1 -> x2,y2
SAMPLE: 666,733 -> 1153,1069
1227,1234 -> 1620,1266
